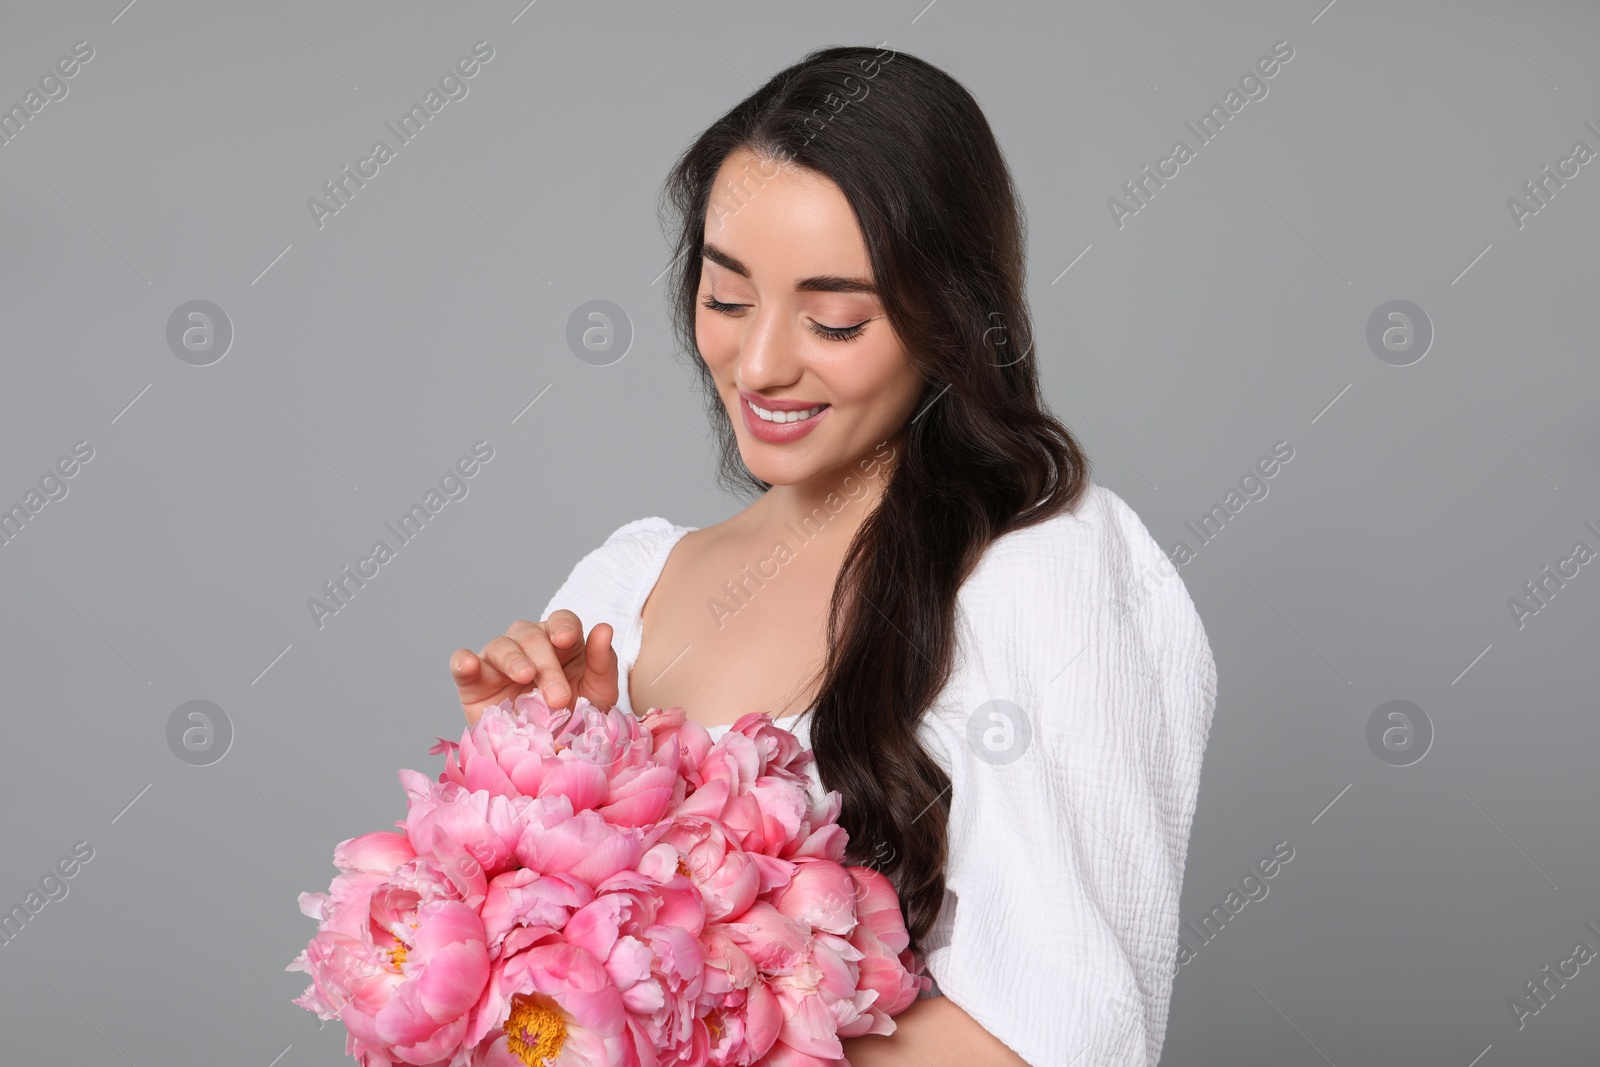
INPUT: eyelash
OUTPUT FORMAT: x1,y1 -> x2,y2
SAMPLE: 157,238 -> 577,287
700,295 -> 868,343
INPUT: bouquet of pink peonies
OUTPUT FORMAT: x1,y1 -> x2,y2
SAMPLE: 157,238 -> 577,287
287,689 -> 930,1067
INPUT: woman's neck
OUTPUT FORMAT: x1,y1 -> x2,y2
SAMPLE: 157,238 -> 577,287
740,437 -> 901,551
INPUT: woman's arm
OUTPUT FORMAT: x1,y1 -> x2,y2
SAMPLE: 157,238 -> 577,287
840,996 -> 1032,1067
856,486 -> 1216,1065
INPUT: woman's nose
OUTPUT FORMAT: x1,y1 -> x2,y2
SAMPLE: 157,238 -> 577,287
734,305 -> 801,389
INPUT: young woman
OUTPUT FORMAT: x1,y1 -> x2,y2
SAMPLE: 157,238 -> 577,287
450,45 -> 1216,1066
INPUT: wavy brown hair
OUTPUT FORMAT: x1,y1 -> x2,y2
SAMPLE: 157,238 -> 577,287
658,45 -> 1090,952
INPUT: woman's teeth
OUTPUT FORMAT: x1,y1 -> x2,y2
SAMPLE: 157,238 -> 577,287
749,401 -> 827,423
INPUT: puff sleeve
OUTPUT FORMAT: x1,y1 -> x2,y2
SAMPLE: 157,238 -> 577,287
914,485 -> 1217,1066
537,516 -> 675,634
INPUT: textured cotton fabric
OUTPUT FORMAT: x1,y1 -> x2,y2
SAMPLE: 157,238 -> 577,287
538,482 -> 1218,1066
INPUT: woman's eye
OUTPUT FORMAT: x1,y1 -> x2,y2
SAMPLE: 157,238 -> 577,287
701,295 -> 867,343
808,319 -> 868,343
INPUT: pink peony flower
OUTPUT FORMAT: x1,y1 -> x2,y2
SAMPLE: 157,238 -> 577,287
656,816 -> 764,923
291,692 -> 929,1067
560,874 -> 708,1058
469,942 -> 632,1067
696,925 -> 784,1065
288,851 -> 491,1066
479,866 -> 593,961
637,706 -> 714,784
398,773 -> 533,909
723,714 -> 814,784
841,867 -> 928,1027
514,806 -> 648,887
769,860 -> 857,937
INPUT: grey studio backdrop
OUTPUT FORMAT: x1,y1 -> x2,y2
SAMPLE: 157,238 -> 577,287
1,1 -> 1596,1064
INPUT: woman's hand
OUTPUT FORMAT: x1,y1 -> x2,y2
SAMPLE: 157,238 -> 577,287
450,610 -> 620,725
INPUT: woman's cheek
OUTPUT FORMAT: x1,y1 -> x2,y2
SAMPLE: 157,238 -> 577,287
829,338 -> 907,400
696,317 -> 736,370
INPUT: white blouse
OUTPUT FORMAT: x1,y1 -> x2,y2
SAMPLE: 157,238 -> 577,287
538,482 -> 1217,1066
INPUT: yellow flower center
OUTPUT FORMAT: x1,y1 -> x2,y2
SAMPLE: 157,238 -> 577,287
505,992 -> 568,1066
676,858 -> 692,878
385,923 -> 417,970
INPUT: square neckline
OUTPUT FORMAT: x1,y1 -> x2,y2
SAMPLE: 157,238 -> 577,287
620,519 -> 806,733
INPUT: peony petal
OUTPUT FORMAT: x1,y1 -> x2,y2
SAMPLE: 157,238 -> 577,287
774,988 -> 846,1061
676,777 -> 731,820
848,866 -> 912,955
536,758 -> 610,813
744,979 -> 784,1059
516,811 -> 645,885
334,831 -> 417,875
769,861 -> 857,936
563,896 -> 624,964
698,849 -> 761,922
596,765 -> 676,828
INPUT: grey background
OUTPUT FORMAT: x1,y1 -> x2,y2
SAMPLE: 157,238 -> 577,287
2,1 -> 1596,1064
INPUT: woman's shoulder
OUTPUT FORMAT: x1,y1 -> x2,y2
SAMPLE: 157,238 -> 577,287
964,481 -> 1168,602
585,514 -> 701,582
930,478 -> 1218,799
598,515 -> 692,554
959,480 -> 1213,679
567,515 -> 690,582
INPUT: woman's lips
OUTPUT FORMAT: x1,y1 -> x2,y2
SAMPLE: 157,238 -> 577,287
740,395 -> 831,443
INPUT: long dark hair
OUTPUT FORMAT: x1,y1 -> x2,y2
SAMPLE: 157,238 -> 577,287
658,45 -> 1090,952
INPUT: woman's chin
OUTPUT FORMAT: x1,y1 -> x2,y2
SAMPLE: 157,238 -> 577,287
736,444 -> 823,487
742,457 -> 808,487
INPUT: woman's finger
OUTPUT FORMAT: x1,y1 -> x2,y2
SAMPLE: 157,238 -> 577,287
514,615 -> 582,709
484,633 -> 563,703
542,609 -> 585,660
580,622 -> 619,711
449,647 -> 481,684
452,646 -> 508,698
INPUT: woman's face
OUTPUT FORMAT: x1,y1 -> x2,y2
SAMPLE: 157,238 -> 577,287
696,147 -> 925,488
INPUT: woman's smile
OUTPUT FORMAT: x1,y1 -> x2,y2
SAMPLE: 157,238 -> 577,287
738,388 -> 831,443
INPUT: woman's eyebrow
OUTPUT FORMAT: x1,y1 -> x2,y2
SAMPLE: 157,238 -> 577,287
701,242 -> 878,295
